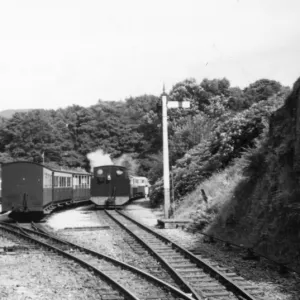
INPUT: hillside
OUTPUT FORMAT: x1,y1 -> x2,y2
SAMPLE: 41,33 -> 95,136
0,109 -> 33,119
175,78 -> 300,271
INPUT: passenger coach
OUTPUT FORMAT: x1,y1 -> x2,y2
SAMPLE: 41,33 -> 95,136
1,161 -> 91,216
130,176 -> 150,198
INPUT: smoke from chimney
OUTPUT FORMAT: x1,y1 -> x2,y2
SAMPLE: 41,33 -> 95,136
87,149 -> 113,172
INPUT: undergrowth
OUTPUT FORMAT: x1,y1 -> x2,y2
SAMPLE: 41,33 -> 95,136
173,156 -> 248,231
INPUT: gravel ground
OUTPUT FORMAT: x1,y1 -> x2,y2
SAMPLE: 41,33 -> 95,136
45,205 -> 181,289
2,201 -> 299,300
124,199 -> 300,300
0,231 -> 118,300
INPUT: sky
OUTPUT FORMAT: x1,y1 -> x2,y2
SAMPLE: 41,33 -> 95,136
0,0 -> 299,110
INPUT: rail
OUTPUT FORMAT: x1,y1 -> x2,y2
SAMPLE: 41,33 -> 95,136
106,210 -> 262,300
0,221 -> 194,300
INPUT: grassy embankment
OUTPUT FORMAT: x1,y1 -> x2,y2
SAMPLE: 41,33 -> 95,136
174,78 -> 300,269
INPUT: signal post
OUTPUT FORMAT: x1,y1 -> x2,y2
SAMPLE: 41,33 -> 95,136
161,87 -> 190,219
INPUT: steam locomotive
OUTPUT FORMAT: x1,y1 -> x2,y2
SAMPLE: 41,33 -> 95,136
90,165 -> 150,207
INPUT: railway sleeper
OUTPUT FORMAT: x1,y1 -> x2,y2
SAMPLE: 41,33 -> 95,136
177,268 -> 208,273
227,276 -> 245,281
222,272 -> 238,277
157,252 -> 180,256
202,291 -> 231,298
216,266 -> 232,271
189,278 -> 216,283
149,244 -> 173,248
182,274 -> 208,279
166,257 -> 190,264
190,282 -> 221,288
172,264 -> 197,268
165,257 -> 187,261
165,259 -> 190,264
141,240 -> 165,243
151,246 -> 173,250
197,287 -> 228,295
233,280 -> 252,285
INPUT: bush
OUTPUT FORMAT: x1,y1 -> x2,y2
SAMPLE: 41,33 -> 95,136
150,94 -> 285,206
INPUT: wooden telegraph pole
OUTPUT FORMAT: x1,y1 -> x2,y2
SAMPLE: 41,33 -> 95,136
161,86 -> 190,219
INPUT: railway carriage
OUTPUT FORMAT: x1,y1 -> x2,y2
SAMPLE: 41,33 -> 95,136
1,161 -> 91,217
130,176 -> 150,198
72,170 -> 91,201
53,170 -> 73,203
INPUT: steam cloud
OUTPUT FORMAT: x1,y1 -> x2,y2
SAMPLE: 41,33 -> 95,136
87,149 -> 113,172
114,154 -> 139,176
87,149 -> 140,176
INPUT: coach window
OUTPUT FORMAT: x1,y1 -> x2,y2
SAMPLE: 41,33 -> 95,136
54,176 -> 59,187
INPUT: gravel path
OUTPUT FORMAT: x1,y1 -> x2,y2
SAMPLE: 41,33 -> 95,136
0,233 -> 116,300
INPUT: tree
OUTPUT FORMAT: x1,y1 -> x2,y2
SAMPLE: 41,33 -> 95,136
243,79 -> 283,107
200,78 -> 231,97
169,78 -> 205,112
0,110 -> 59,162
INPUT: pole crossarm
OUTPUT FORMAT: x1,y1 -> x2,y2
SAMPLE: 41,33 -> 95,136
167,101 -> 190,109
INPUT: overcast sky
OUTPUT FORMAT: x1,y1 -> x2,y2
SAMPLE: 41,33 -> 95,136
0,0 -> 299,110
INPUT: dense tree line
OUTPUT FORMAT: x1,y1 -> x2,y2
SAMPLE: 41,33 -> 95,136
0,78 -> 289,201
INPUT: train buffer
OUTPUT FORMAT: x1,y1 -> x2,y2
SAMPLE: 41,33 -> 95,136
157,218 -> 192,229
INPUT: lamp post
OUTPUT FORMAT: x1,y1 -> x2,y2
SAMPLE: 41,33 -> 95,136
160,87 -> 190,219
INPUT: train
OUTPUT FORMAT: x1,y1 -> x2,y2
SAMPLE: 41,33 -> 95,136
0,161 -> 150,217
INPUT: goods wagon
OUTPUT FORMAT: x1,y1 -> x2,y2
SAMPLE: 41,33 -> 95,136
1,161 -> 91,217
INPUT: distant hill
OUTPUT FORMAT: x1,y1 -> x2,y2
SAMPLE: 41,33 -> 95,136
0,109 -> 33,119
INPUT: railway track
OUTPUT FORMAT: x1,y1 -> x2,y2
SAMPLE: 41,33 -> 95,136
0,221 -> 194,300
104,210 -> 265,300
